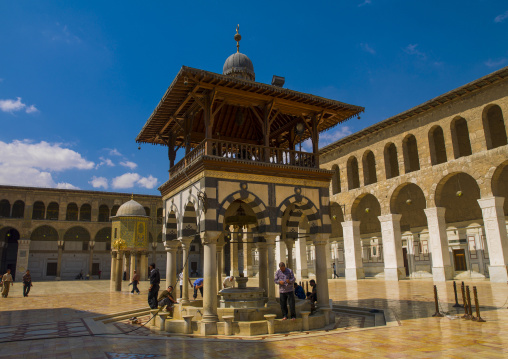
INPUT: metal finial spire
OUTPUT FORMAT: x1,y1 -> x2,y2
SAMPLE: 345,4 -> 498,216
131,193 -> 134,200
234,24 -> 241,53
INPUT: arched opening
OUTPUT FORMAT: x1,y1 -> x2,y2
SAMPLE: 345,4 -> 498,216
111,205 -> 120,217
32,201 -> 45,220
384,143 -> 399,179
64,226 -> 91,242
144,207 -> 151,217
31,225 -> 59,241
428,125 -> 447,165
330,202 -> 344,239
157,208 -> 163,224
0,199 -> 10,218
390,183 -> 427,230
98,204 -> 109,222
483,105 -> 507,150
66,203 -> 78,221
79,204 -> 91,222
352,194 -> 381,235
347,156 -> 360,190
402,134 -> 420,173
182,202 -> 198,238
46,202 -> 59,220
166,210 -> 178,241
451,117 -> 472,159
11,200 -> 24,218
0,227 -> 20,278
362,150 -> 377,185
95,227 -> 111,242
491,161 -> 508,216
331,164 -> 341,194
435,173 -> 482,223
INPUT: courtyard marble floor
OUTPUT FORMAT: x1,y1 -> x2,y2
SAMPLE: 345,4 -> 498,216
0,278 -> 507,358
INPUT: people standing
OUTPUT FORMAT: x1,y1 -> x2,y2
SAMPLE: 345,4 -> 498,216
190,277 -> 203,299
22,270 -> 32,297
332,263 -> 339,278
178,271 -> 183,299
274,262 -> 296,321
130,270 -> 140,294
1,269 -> 13,298
98,269 -> 102,280
148,263 -> 160,309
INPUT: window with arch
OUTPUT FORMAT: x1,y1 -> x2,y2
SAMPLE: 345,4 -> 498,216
451,117 -> 472,158
402,134 -> 420,173
362,150 -> 377,185
347,156 -> 360,190
428,125 -> 447,165
98,204 -> 109,222
144,207 -> 151,217
46,202 -> 59,220
111,205 -> 120,217
12,200 -> 25,218
331,164 -> 341,194
384,143 -> 399,179
80,203 -> 92,221
483,105 -> 507,150
66,203 -> 78,221
156,208 -> 163,224
0,199 -> 10,218
32,201 -> 45,220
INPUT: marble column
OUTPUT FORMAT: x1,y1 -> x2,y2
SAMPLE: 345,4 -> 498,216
285,240 -> 294,270
130,252 -> 137,278
217,236 -> 225,291
230,227 -> 240,276
424,207 -> 453,281
295,231 -> 308,279
179,236 -> 193,304
256,242 -> 268,298
378,214 -> 406,281
115,251 -> 123,292
325,241 -> 333,278
165,241 -> 179,288
124,251 -> 131,281
313,234 -> 330,308
14,239 -> 30,282
88,241 -> 95,279
140,252 -> 148,281
200,231 -> 221,336
56,241 -> 64,281
341,221 -> 365,280
478,197 -> 508,282
243,228 -> 253,277
110,251 -> 116,289
265,233 -> 278,303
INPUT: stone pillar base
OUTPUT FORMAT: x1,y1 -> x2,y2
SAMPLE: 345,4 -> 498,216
384,268 -> 406,281
200,321 -> 218,336
432,266 -> 453,282
345,268 -> 365,280
488,265 -> 508,283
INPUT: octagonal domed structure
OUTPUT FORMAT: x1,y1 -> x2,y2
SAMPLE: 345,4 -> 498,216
115,199 -> 147,217
223,52 -> 255,81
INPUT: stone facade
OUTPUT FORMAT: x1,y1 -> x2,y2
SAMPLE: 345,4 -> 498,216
320,66 -> 508,282
0,185 -> 163,281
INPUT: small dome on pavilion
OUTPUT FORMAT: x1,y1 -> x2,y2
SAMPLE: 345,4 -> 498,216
115,199 -> 147,217
223,52 -> 255,81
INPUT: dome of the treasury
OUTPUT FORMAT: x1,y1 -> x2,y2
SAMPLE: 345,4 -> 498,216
223,52 -> 255,81
115,199 -> 147,217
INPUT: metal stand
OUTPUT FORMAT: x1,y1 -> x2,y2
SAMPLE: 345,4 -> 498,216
432,285 -> 443,317
452,281 -> 461,308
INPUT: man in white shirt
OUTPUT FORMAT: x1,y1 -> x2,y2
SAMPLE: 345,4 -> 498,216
222,276 -> 235,289
178,272 -> 183,298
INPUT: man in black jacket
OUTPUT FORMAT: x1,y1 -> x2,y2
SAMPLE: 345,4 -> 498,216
148,263 -> 160,309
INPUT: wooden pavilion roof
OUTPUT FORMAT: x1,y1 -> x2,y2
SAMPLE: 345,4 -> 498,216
136,66 -> 364,148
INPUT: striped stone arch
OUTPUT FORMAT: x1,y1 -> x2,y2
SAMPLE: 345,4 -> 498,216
277,195 -> 321,234
181,200 -> 198,238
166,202 -> 179,241
285,207 -> 303,239
217,191 -> 270,233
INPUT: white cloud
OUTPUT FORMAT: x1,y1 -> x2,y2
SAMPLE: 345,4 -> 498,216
112,173 -> 158,189
494,10 -> 508,23
137,175 -> 158,189
89,176 -> 108,189
106,148 -> 122,156
0,97 -> 38,114
300,126 -> 353,152
95,156 -> 114,169
120,161 -> 137,170
358,0 -> 371,6
360,43 -> 376,54
485,58 -> 507,68
57,182 -> 80,190
404,44 -> 427,59
0,140 -> 94,171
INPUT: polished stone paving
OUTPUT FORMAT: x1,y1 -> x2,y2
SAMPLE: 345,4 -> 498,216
0,278 -> 507,358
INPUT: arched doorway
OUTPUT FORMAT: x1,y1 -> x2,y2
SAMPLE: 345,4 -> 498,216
0,227 -> 20,278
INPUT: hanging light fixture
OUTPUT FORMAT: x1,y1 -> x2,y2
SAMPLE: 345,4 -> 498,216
456,174 -> 463,197
225,203 -> 257,228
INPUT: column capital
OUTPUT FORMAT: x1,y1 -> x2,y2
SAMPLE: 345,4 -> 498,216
341,220 -> 360,229
423,207 -> 446,218
263,233 -> 278,244
255,241 -> 267,250
17,239 -> 31,246
377,213 -> 402,223
478,196 -> 505,211
311,234 -> 328,246
164,240 -> 180,252
200,231 -> 222,245
178,236 -> 194,247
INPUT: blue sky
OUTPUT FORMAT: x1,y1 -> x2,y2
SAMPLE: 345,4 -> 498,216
0,1 -> 507,195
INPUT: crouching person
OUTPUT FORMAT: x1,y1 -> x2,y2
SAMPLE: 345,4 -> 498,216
157,285 -> 177,317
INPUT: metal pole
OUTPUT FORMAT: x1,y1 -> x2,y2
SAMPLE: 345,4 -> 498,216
472,286 -> 486,322
460,282 -> 468,319
432,285 -> 443,317
452,281 -> 461,307
465,286 -> 473,320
